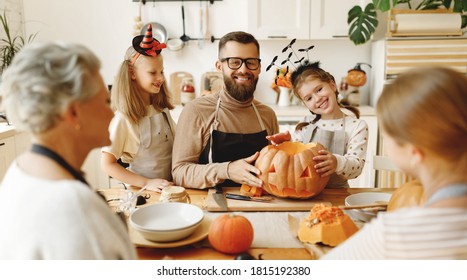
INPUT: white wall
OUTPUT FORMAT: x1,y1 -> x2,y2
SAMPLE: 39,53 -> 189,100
22,0 -> 371,105
0,0 -> 25,47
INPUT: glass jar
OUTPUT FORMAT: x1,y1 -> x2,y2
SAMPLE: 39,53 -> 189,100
180,77 -> 195,105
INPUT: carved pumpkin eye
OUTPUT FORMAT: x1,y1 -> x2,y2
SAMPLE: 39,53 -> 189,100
268,164 -> 276,173
300,166 -> 311,178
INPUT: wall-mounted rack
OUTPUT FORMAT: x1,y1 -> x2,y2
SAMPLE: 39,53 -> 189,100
134,0 -> 222,4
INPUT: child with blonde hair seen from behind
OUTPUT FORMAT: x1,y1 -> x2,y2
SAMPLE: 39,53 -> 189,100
101,24 -> 175,192
267,58 -> 368,188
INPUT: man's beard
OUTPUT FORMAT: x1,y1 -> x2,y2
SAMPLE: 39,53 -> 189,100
223,73 -> 258,102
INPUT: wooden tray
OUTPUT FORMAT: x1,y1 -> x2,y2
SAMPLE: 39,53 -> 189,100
206,188 -> 331,212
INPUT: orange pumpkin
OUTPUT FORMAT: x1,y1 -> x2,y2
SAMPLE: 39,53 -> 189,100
240,184 -> 263,197
387,180 -> 426,211
208,214 -> 254,254
255,142 -> 329,199
346,63 -> 371,87
346,69 -> 367,87
298,204 -> 358,247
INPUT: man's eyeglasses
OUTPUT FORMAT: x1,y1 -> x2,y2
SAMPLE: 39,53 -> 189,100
220,57 -> 261,70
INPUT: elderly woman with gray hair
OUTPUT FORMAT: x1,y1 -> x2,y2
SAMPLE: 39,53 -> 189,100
0,42 -> 136,259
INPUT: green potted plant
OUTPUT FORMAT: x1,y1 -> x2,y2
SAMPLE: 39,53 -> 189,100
1,11 -> 36,74
347,0 -> 467,45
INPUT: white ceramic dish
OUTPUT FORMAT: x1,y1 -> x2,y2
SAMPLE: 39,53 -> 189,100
129,202 -> 204,242
129,217 -> 211,248
345,192 -> 392,222
167,38 -> 183,51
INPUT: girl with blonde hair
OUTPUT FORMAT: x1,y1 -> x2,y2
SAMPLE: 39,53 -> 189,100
101,25 -> 175,192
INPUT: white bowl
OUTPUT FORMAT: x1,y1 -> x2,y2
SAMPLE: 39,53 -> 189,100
129,202 -> 204,242
345,192 -> 392,222
167,38 -> 183,51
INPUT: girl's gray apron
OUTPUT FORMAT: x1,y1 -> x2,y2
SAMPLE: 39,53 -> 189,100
129,108 -> 174,180
302,117 -> 349,188
199,97 -> 268,187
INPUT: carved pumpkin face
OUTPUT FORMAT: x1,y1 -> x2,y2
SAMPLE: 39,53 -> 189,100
255,142 -> 329,199
347,69 -> 367,87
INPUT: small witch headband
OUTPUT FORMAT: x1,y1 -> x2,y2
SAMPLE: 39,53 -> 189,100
131,24 -> 167,65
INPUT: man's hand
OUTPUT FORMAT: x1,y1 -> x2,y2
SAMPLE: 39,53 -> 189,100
227,152 -> 263,187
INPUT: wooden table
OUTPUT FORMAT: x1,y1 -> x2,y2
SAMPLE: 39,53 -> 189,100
104,187 -> 394,260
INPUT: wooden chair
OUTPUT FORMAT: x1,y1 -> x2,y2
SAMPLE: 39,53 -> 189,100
373,155 -> 413,188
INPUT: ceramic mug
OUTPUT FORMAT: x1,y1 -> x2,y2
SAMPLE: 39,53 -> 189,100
160,186 -> 191,203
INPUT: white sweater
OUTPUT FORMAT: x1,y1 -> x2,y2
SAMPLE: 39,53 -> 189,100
322,207 -> 467,259
293,114 -> 368,180
0,161 -> 137,260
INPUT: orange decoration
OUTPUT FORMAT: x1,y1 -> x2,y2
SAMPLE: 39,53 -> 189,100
298,204 -> 359,247
346,69 -> 367,87
387,180 -> 426,211
208,214 -> 254,254
240,184 -> 263,197
255,142 -> 329,199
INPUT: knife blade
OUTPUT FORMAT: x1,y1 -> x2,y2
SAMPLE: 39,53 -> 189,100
226,193 -> 274,203
212,185 -> 228,211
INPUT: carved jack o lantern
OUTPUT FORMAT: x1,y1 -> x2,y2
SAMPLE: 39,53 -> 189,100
346,63 -> 371,87
255,142 -> 329,199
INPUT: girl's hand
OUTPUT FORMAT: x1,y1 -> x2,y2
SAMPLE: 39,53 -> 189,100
266,131 -> 291,145
313,150 -> 337,177
145,179 -> 174,193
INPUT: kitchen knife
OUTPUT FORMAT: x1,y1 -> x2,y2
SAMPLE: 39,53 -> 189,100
213,185 -> 228,211
226,193 -> 274,202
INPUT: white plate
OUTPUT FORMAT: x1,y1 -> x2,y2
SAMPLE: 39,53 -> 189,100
345,192 -> 392,222
129,217 -> 210,248
130,202 -> 204,231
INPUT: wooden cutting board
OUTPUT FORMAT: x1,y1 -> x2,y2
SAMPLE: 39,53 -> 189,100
206,188 -> 331,212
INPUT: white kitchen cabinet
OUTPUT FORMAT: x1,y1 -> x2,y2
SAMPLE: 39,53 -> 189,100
248,0 -> 310,39
0,136 -> 16,180
248,0 -> 368,40
310,0 -> 369,39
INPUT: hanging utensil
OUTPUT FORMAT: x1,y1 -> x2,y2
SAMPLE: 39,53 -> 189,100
198,0 -> 204,49
180,0 -> 191,43
204,1 -> 212,44
133,0 -> 144,36
140,2 -> 168,43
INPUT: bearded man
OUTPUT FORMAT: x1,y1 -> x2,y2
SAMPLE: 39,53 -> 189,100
172,31 -> 279,189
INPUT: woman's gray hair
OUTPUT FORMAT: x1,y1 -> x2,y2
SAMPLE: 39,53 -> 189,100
1,42 -> 101,133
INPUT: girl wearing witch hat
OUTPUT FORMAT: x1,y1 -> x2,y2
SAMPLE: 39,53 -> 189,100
102,24 -> 176,192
